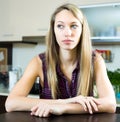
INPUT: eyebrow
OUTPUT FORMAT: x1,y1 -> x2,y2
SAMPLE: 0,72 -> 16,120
56,21 -> 64,23
56,21 -> 79,24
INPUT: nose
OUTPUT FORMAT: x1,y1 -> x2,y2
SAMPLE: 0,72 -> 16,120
64,27 -> 72,37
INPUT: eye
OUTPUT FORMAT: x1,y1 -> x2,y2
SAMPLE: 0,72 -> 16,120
71,24 -> 78,29
57,24 -> 64,29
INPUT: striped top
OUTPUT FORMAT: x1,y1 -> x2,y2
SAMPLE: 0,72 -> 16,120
38,53 -> 92,99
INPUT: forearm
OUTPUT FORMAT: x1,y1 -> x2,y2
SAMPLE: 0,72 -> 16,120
5,96 -> 64,112
96,97 -> 116,113
63,98 -> 116,114
63,103 -> 87,114
5,96 -> 39,112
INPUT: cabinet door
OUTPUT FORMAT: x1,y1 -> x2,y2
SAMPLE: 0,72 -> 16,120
1,0 -> 120,41
73,0 -> 120,5
0,1 -> 9,41
9,0 -> 49,37
0,95 -> 7,114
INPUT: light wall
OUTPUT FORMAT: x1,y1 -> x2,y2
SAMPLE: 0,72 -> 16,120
93,45 -> 120,71
12,43 -> 46,73
12,1 -> 120,73
13,43 -> 120,74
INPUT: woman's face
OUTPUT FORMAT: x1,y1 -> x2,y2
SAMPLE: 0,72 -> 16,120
54,9 -> 82,50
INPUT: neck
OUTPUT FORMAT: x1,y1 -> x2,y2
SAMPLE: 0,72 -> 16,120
59,49 -> 77,66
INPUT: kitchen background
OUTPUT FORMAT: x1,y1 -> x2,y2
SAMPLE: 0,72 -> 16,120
0,0 -> 120,85
10,1 -> 120,73
1,0 -> 120,114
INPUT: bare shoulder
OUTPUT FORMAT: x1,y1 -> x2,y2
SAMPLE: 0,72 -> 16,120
32,55 -> 44,86
93,51 -> 107,76
93,51 -> 104,63
27,55 -> 43,76
29,55 -> 42,65
93,51 -> 106,69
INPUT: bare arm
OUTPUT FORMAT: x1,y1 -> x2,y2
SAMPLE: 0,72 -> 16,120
5,55 -> 84,113
30,52 -> 116,117
5,56 -> 62,112
65,52 -> 116,114
5,53 -> 116,117
92,51 -> 116,112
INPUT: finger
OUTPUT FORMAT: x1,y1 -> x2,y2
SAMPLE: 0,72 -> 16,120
35,108 -> 42,117
85,100 -> 93,114
38,107 -> 46,117
31,105 -> 38,112
31,106 -> 38,115
77,100 -> 87,111
39,104 -> 51,117
43,109 -> 51,117
90,100 -> 98,111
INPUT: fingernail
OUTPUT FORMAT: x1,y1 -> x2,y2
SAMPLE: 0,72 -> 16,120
90,110 -> 93,114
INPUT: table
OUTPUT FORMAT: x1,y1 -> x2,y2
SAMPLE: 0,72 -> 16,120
0,112 -> 119,122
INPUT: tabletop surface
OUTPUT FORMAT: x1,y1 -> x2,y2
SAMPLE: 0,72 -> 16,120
0,112 -> 119,122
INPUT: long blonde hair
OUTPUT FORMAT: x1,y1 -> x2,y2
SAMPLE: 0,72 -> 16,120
45,3 -> 93,99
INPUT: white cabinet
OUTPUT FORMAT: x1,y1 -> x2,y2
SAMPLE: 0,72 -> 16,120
0,0 -> 51,41
80,2 -> 120,45
9,0 -> 49,38
70,0 -> 120,6
0,0 -> 22,41
0,1 -> 11,41
9,0 -> 70,38
1,0 -> 120,41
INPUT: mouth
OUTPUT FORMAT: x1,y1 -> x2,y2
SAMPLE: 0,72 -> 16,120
62,39 -> 73,44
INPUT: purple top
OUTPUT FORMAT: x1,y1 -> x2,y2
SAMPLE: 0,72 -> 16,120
38,53 -> 92,99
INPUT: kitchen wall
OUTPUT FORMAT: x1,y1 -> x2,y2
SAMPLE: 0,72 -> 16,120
12,43 -> 46,73
4,0 -> 119,73
81,4 -> 120,71
1,0 -> 120,40
12,43 -> 120,74
12,1 -> 120,73
93,45 -> 120,71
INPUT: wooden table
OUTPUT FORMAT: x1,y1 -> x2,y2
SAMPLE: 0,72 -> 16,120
0,112 -> 119,122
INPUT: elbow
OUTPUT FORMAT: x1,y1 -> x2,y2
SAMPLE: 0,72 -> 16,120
5,98 -> 15,112
99,98 -> 117,113
107,100 -> 117,113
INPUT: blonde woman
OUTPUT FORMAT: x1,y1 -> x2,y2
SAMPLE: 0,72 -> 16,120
5,3 -> 116,117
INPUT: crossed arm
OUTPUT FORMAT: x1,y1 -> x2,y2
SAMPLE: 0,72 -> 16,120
5,53 -> 116,117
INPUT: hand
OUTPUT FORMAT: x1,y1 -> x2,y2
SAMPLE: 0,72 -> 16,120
67,95 -> 100,114
30,102 -> 65,117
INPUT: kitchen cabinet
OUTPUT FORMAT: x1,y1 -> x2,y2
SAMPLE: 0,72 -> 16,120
70,0 -> 120,6
1,0 -> 120,42
9,0 -> 120,39
0,0 -> 49,41
0,36 -> 45,45
80,2 -> 120,45
0,0 -> 11,41
0,95 -> 7,114
0,0 -> 22,41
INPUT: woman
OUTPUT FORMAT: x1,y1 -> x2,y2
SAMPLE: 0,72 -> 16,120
5,3 -> 116,117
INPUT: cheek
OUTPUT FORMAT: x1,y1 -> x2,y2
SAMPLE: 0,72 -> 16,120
54,31 -> 60,44
54,27 -> 58,38
54,32 -> 59,41
75,31 -> 81,39
74,32 -> 82,44
76,29 -> 82,39
54,29 -> 62,41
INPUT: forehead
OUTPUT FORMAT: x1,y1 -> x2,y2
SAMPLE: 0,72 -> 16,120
55,9 -> 80,23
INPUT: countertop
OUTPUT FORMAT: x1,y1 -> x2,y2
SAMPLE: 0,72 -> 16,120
0,83 -> 120,107
0,111 -> 119,122
0,83 -> 39,98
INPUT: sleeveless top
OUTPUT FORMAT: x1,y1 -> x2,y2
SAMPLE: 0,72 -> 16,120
38,52 -> 93,99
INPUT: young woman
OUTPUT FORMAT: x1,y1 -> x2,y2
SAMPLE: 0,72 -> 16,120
5,3 -> 116,117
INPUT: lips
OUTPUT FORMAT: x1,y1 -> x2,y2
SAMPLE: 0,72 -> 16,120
62,39 -> 73,44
